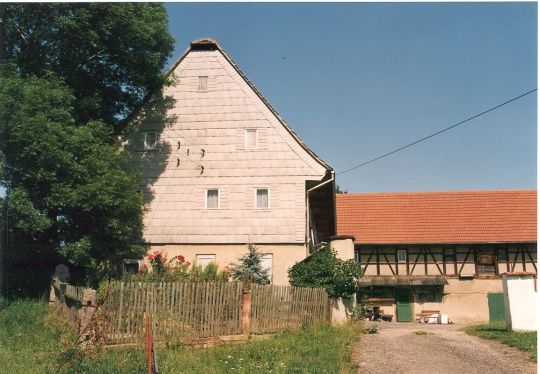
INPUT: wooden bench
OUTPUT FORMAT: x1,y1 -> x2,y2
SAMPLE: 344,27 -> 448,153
415,309 -> 440,323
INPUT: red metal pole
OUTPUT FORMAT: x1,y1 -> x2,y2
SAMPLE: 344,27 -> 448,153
146,316 -> 152,374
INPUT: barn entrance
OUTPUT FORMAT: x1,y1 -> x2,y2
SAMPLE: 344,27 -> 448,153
396,288 -> 413,322
487,292 -> 505,321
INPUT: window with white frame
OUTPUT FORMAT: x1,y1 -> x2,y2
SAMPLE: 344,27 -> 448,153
245,129 -> 258,148
206,189 -> 220,209
255,188 -> 269,209
261,253 -> 273,283
198,76 -> 208,91
144,132 -> 159,150
196,254 -> 216,268
397,249 -> 407,263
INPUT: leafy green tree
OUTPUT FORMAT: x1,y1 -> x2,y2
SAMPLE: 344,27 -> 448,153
288,247 -> 362,299
3,3 -> 174,132
231,244 -> 270,284
0,73 -> 145,289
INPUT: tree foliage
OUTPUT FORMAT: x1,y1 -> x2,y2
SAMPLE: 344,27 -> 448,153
288,247 -> 362,299
0,73 -> 145,286
231,244 -> 270,285
3,3 -> 175,132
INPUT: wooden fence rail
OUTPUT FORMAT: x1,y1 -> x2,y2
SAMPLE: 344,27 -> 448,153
101,281 -> 330,345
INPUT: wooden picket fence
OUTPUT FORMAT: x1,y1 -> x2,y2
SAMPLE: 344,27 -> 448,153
250,284 -> 329,333
102,281 -> 244,344
101,281 -> 330,344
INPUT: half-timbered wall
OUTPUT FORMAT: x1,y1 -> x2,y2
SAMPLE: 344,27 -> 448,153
356,243 -> 537,277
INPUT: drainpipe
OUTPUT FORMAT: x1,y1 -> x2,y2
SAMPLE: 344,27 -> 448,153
305,171 -> 335,256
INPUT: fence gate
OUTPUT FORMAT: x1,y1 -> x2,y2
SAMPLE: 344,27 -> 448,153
487,292 -> 505,321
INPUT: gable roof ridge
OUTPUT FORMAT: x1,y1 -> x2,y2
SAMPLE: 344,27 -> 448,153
338,189 -> 537,197
165,38 -> 332,172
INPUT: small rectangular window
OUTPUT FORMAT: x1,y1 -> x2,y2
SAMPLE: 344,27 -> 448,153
497,247 -> 507,262
444,248 -> 456,262
397,249 -> 407,263
198,76 -> 208,91
245,129 -> 258,148
206,189 -> 219,209
144,132 -> 159,150
477,253 -> 496,275
261,254 -> 272,283
196,254 -> 216,268
256,188 -> 269,209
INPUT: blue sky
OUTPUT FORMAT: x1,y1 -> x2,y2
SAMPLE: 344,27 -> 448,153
167,3 -> 537,193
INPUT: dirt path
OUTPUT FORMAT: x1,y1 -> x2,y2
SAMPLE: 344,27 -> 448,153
352,322 -> 536,374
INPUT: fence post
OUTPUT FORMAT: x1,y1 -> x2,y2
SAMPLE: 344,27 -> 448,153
78,288 -> 97,338
241,284 -> 252,336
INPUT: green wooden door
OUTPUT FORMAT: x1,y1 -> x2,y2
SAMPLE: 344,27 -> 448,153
396,288 -> 413,322
488,292 -> 505,321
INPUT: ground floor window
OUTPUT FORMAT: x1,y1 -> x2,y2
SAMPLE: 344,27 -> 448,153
196,254 -> 216,268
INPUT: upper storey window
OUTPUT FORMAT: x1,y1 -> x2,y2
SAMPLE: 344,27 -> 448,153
198,76 -> 208,91
144,132 -> 159,150
245,129 -> 258,148
206,189 -> 220,209
256,188 -> 269,209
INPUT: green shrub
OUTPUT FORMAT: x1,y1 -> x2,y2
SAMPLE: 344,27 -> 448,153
288,247 -> 362,299
352,295 -> 373,320
230,244 -> 270,284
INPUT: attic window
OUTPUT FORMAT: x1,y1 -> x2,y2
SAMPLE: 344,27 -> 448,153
245,129 -> 258,148
144,132 -> 159,150
198,76 -> 208,91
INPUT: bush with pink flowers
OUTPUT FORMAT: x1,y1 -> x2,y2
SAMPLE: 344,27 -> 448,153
128,251 -> 230,282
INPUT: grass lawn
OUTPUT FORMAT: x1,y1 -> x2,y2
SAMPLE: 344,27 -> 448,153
0,299 -> 79,373
464,321 -> 537,361
0,299 -> 361,373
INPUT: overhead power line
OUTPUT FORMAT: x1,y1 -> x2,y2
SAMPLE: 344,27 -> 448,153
337,88 -> 537,176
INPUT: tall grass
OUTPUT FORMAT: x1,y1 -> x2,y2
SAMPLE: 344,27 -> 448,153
69,322 -> 361,373
0,299 -> 78,373
0,299 -> 361,373
464,321 -> 537,361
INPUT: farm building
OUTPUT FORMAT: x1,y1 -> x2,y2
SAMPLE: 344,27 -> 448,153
336,190 -> 537,323
126,38 -> 336,285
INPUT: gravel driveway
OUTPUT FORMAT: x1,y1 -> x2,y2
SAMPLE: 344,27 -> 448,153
352,322 -> 536,374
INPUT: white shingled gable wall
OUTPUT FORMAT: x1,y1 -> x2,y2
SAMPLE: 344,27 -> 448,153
129,47 -> 329,245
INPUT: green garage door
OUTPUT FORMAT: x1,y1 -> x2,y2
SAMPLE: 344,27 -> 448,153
487,292 -> 505,321
396,288 -> 413,322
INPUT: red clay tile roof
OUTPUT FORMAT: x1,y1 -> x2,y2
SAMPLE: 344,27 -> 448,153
336,190 -> 537,244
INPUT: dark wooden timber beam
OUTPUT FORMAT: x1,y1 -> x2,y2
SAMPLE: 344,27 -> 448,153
524,246 -> 537,272
411,251 -> 422,274
511,249 -> 520,272
382,251 -> 395,275
394,247 -> 399,275
362,247 -> 376,274
376,248 -> 380,276
428,248 -> 443,275
459,247 -> 473,275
